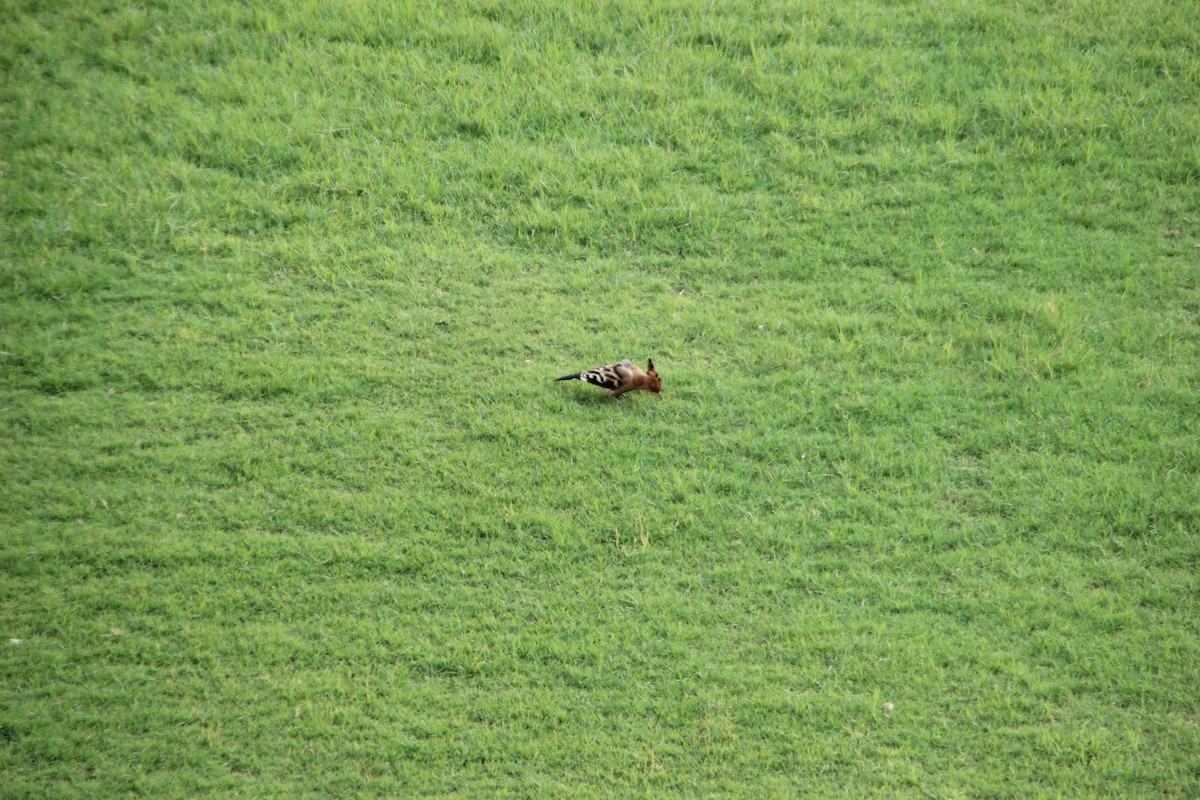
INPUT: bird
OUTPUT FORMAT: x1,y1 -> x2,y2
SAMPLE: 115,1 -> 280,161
555,359 -> 662,399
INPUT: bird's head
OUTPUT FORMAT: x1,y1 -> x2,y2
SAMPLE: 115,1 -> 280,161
646,359 -> 662,396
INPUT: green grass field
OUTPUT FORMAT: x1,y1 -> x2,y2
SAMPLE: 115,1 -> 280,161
3,0 -> 1198,796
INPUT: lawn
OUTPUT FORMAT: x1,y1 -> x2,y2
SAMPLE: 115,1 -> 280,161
2,0 -> 1198,796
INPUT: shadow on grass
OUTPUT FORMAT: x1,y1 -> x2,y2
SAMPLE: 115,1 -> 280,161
560,389 -> 664,407
561,389 -> 619,406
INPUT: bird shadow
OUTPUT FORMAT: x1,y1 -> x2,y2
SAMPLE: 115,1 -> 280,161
562,390 -> 660,408
563,390 -> 620,406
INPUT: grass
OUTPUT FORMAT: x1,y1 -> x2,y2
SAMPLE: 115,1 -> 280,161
2,0 -> 1198,796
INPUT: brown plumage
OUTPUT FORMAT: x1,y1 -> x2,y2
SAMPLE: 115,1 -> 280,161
555,359 -> 662,399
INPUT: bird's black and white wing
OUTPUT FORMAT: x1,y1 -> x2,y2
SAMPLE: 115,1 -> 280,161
556,360 -> 635,392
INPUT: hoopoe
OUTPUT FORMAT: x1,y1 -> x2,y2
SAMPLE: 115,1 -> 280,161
555,359 -> 662,399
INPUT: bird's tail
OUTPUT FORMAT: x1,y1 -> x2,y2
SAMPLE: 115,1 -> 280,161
555,372 -> 581,381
